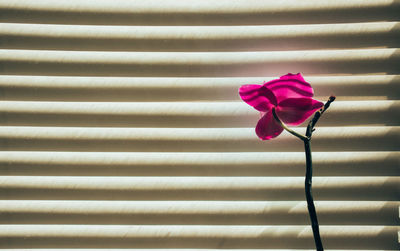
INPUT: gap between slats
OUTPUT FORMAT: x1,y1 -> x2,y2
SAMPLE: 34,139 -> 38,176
0,250 -> 398,251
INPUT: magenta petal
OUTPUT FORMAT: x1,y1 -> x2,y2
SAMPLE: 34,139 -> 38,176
264,73 -> 314,103
276,98 -> 324,126
279,73 -> 306,82
255,111 -> 284,140
239,84 -> 277,112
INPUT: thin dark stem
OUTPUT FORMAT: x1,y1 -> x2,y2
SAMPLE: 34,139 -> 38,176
307,96 -> 336,136
272,96 -> 335,251
303,96 -> 335,251
304,138 -> 323,251
271,108 -> 308,141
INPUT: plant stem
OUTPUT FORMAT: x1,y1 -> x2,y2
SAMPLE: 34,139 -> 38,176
303,137 -> 323,251
272,96 -> 335,251
271,108 -> 308,141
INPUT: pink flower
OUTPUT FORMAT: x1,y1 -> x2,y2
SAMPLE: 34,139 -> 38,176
239,73 -> 324,140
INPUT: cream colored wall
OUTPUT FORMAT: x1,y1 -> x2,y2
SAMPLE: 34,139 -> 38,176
0,0 -> 399,249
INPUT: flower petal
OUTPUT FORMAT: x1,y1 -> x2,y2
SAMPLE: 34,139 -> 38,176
264,73 -> 314,103
276,98 -> 324,126
239,84 -> 277,111
279,73 -> 306,82
255,111 -> 284,140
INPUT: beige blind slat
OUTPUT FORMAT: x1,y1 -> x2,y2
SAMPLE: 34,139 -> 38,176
1,75 -> 399,101
1,200 -> 398,225
0,225 -> 398,249
0,22 -> 399,51
1,49 -> 399,76
0,151 -> 398,176
0,126 -> 398,152
1,0 -> 399,25
0,101 -> 398,127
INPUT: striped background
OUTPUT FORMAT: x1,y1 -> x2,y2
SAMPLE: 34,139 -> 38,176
0,0 -> 399,250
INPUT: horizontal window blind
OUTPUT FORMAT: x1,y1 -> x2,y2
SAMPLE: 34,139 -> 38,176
0,0 -> 399,250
